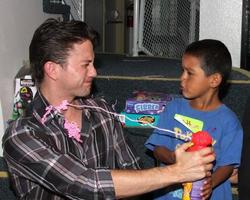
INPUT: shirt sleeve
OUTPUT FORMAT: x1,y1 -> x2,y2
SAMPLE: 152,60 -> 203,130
145,101 -> 177,151
3,121 -> 115,200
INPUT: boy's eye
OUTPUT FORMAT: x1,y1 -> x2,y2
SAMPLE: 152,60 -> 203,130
187,71 -> 193,75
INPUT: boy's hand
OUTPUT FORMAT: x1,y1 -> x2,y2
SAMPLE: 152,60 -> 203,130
201,176 -> 212,200
229,168 -> 238,184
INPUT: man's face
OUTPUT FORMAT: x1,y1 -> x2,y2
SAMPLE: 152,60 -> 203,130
58,40 -> 97,98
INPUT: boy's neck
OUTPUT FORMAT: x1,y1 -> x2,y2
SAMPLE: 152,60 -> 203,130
189,93 -> 222,111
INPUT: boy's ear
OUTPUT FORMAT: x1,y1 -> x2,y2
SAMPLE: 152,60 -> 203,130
44,61 -> 60,80
209,73 -> 222,88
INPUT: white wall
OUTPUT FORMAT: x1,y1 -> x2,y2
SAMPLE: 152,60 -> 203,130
200,0 -> 242,67
0,0 -> 60,125
0,0 -> 60,155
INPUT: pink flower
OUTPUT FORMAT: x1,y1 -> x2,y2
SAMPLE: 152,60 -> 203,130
41,105 -> 53,124
64,120 -> 82,143
41,100 -> 82,143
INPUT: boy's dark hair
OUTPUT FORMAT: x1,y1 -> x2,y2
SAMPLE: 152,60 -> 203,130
29,18 -> 99,84
184,39 -> 232,87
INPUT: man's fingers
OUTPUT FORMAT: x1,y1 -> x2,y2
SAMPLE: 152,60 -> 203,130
198,147 -> 214,157
198,148 -> 215,164
177,142 -> 193,152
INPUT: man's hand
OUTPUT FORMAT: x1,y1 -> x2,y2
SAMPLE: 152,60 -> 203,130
112,142 -> 215,199
172,142 -> 215,183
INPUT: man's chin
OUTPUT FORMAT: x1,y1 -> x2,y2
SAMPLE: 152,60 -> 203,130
76,90 -> 91,98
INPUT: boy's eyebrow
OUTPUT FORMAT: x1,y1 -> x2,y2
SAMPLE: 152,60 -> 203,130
182,65 -> 194,71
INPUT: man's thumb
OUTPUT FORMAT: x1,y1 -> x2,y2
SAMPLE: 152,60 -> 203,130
178,142 -> 193,152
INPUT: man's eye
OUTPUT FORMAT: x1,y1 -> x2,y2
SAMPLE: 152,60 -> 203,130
82,64 -> 89,67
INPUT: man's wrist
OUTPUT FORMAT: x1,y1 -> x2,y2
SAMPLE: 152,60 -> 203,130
161,164 -> 181,185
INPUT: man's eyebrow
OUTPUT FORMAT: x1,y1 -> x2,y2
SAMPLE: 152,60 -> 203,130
82,59 -> 93,63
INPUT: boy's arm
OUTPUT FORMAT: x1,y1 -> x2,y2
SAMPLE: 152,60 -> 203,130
153,146 -> 176,164
201,165 -> 234,199
211,165 -> 234,188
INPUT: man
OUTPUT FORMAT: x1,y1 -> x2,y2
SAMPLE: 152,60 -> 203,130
3,18 -> 214,199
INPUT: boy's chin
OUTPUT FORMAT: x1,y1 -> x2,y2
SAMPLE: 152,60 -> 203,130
182,93 -> 195,100
180,91 -> 187,99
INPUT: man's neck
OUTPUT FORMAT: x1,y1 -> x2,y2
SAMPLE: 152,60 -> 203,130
41,87 -> 83,128
39,83 -> 74,108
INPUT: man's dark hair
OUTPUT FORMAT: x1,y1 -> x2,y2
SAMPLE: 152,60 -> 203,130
29,18 -> 99,84
184,39 -> 232,87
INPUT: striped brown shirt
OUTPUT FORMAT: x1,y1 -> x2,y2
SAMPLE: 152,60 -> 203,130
3,91 -> 140,199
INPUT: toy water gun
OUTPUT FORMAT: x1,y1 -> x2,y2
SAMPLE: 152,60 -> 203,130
182,131 -> 213,200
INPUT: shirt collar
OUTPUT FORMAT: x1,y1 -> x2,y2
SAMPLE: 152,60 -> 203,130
31,90 -> 64,125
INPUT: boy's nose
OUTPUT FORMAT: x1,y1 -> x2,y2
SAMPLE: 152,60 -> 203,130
180,73 -> 185,81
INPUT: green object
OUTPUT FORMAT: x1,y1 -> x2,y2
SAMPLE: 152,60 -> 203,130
174,114 -> 203,133
120,111 -> 159,128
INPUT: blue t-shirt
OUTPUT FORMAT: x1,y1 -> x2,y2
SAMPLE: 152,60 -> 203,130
145,98 -> 243,200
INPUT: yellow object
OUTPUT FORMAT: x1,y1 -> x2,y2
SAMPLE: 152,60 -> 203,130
182,182 -> 193,200
0,171 -> 8,178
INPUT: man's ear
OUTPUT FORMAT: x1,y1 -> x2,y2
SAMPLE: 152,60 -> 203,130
209,73 -> 222,88
44,61 -> 59,80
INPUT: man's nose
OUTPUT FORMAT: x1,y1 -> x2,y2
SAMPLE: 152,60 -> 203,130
89,64 -> 97,77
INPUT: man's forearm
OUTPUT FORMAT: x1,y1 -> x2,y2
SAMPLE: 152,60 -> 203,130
112,144 -> 215,199
111,166 -> 179,199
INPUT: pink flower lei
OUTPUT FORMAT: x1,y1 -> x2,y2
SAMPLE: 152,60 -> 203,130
41,100 -> 82,143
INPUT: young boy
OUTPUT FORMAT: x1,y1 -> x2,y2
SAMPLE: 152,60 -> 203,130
145,39 -> 243,200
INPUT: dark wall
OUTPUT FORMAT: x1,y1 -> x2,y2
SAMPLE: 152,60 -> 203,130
93,53 -> 250,168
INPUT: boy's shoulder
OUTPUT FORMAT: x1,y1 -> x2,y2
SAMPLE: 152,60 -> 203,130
162,97 -> 188,113
168,97 -> 186,106
213,104 -> 242,128
166,97 -> 188,111
220,104 -> 239,119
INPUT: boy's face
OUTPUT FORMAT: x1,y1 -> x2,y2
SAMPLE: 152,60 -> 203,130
180,54 -> 212,100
